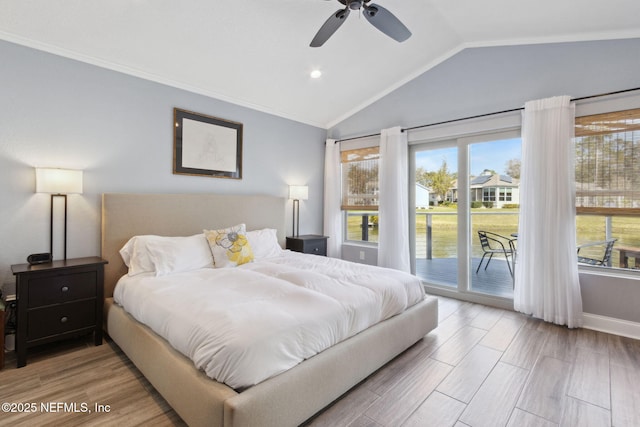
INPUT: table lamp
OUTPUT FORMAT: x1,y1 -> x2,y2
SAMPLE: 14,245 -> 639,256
35,168 -> 83,260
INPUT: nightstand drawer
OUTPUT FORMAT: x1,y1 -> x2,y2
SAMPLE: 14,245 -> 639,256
28,271 -> 97,307
286,235 -> 329,256
28,300 -> 96,339
304,240 -> 327,255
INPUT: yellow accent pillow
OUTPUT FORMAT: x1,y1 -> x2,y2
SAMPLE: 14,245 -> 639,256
204,224 -> 254,268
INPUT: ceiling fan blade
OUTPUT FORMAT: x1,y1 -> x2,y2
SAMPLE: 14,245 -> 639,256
310,7 -> 350,47
363,4 -> 411,42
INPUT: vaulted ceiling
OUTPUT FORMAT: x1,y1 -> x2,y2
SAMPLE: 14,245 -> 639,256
1,0 -> 639,128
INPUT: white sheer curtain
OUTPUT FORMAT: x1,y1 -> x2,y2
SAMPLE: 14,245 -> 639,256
377,127 -> 410,272
323,138 -> 342,258
514,95 -> 583,328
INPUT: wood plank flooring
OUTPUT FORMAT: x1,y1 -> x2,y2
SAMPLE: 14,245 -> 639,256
1,296 -> 639,427
0,336 -> 186,426
306,296 -> 640,427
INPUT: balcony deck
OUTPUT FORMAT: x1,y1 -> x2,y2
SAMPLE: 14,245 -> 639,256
415,257 -> 514,298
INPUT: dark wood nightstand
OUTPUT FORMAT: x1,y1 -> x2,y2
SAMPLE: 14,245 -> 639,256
286,235 -> 329,256
11,256 -> 108,368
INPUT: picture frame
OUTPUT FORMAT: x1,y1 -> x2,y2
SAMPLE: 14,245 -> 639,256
173,108 -> 243,179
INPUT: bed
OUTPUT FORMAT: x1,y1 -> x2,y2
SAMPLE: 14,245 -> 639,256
101,193 -> 438,427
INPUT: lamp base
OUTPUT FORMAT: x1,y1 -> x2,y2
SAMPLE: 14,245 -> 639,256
292,199 -> 300,237
50,193 -> 68,260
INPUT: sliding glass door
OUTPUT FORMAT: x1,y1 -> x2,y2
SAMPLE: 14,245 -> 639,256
412,143 -> 458,288
469,138 -> 521,298
411,131 -> 521,300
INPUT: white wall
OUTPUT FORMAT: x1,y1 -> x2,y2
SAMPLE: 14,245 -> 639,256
0,40 -> 327,289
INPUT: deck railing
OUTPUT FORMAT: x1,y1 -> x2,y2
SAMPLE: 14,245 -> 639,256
347,211 -> 518,259
417,211 -> 520,259
347,211 -> 637,268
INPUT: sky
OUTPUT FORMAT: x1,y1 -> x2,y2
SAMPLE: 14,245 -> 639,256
415,138 -> 522,177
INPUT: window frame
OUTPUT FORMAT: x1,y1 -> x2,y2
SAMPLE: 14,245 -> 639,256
340,136 -> 381,244
483,188 -> 496,202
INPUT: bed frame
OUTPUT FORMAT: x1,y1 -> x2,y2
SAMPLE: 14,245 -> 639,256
101,193 -> 438,427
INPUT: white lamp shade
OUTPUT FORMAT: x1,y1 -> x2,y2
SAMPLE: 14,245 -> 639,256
289,185 -> 308,200
36,168 -> 83,194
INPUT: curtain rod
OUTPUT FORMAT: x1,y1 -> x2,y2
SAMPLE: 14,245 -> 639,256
335,86 -> 640,143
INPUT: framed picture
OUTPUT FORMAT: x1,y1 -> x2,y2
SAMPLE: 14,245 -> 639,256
173,108 -> 243,179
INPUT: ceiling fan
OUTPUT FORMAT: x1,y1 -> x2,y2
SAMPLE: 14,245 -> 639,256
310,0 -> 411,47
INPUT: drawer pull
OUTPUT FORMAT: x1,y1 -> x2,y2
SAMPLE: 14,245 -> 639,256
61,286 -> 69,292
60,316 -> 68,323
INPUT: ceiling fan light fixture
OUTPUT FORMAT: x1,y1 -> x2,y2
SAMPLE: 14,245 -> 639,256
348,0 -> 363,10
310,0 -> 410,47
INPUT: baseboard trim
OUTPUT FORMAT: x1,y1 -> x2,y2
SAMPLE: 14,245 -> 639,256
422,284 -> 640,340
583,313 -> 640,340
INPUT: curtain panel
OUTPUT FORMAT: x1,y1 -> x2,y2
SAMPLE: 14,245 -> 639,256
323,139 -> 342,258
377,127 -> 410,272
514,96 -> 583,328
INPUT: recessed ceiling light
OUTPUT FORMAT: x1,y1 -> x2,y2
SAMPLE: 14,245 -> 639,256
310,70 -> 322,79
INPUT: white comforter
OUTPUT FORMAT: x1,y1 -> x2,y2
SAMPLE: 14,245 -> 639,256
113,251 -> 425,390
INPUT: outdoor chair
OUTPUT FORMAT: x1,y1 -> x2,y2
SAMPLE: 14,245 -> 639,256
476,230 -> 516,277
577,238 -> 617,266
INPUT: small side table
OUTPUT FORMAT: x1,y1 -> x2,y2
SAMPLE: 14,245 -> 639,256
286,235 -> 329,256
11,256 -> 107,368
616,245 -> 640,269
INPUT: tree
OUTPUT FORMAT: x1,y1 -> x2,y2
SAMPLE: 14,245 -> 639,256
505,158 -> 521,179
415,167 -> 431,187
416,161 -> 455,202
430,160 -> 455,202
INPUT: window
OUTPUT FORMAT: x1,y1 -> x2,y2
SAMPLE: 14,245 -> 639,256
575,108 -> 640,215
341,146 -> 379,243
499,187 -> 512,201
575,108 -> 640,269
341,147 -> 379,210
483,188 -> 496,202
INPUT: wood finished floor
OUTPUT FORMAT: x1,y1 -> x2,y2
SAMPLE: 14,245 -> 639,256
1,296 -> 639,427
0,336 -> 186,426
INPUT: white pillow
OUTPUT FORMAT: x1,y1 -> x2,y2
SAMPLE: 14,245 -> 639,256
119,235 -> 156,276
246,228 -> 282,260
204,224 -> 254,268
119,238 -> 135,267
119,234 -> 213,276
145,234 -> 214,276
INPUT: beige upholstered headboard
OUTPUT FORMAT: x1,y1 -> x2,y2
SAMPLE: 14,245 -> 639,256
101,193 -> 287,298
